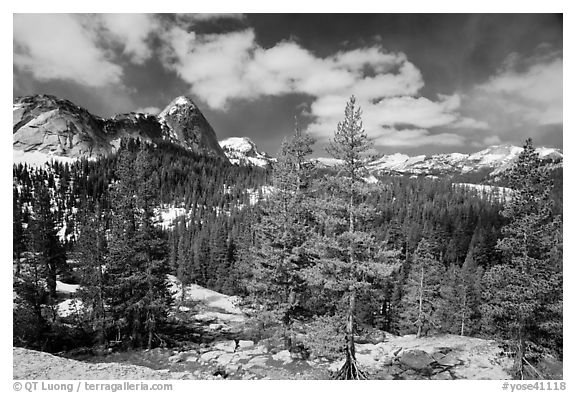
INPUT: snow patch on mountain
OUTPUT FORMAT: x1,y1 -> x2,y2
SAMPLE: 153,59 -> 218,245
56,281 -> 80,294
158,96 -> 197,119
167,275 -> 243,315
454,183 -> 512,202
219,137 -> 274,168
13,149 -> 80,167
246,185 -> 276,206
360,144 -> 562,177
154,205 -> 190,230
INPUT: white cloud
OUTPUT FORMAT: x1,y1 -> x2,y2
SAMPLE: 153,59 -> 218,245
98,14 -> 159,64
160,28 -> 425,108
135,106 -> 161,115
14,14 -> 123,87
483,135 -> 502,145
160,28 -> 257,109
158,26 -> 487,148
476,55 -> 562,126
306,93 -> 481,147
448,117 -> 490,130
367,95 -> 459,128
373,128 -> 466,147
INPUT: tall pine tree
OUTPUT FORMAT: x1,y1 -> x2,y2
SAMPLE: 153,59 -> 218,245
106,144 -> 172,349
482,139 -> 562,379
249,123 -> 316,349
309,96 -> 398,379
76,203 -> 109,346
397,238 -> 445,337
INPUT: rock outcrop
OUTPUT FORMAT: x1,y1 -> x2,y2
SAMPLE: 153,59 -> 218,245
13,94 -> 227,164
158,96 -> 227,159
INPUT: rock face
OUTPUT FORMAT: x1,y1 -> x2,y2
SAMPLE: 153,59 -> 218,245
13,94 -> 227,164
13,95 -> 113,159
158,96 -> 227,159
219,136 -> 274,168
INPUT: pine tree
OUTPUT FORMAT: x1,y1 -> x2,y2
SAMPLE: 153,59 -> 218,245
105,145 -> 172,349
438,256 -> 482,336
309,96 -> 398,379
249,123 -> 316,349
27,183 -> 66,303
13,186 -> 25,276
76,203 -> 109,346
398,238 -> 445,337
482,139 -> 562,379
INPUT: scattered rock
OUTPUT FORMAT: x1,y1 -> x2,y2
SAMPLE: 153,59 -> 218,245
272,350 -> 293,364
226,363 -> 241,373
245,356 -> 268,369
434,352 -> 463,367
237,340 -> 255,350
399,349 -> 434,371
431,371 -> 453,380
199,350 -> 224,363
216,353 -> 238,366
213,340 -> 237,353
168,352 -> 187,363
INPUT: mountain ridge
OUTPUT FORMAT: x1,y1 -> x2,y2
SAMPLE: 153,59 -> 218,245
313,144 -> 562,178
13,94 -> 227,164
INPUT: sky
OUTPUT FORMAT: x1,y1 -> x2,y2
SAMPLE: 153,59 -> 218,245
13,13 -> 563,156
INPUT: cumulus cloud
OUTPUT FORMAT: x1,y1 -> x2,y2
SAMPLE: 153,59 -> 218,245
471,52 -> 562,127
483,135 -> 502,145
157,25 -> 490,148
160,30 -> 425,108
97,14 -> 159,64
135,106 -> 161,115
14,14 -> 123,87
455,49 -> 562,148
306,93 -> 486,147
374,129 -> 466,147
160,29 -> 257,109
14,14 -> 162,87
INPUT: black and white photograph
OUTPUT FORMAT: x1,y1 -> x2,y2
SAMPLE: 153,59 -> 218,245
11,10 -> 566,387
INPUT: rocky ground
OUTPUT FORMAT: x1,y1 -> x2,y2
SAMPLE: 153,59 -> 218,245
15,276 -> 562,380
14,333 -> 523,380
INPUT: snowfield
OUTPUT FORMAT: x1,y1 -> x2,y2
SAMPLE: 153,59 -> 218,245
167,275 -> 243,315
454,183 -> 512,202
56,281 -> 80,294
57,298 -> 84,318
13,150 -> 78,166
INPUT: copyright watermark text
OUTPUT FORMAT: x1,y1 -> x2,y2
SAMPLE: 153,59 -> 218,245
13,381 -> 173,393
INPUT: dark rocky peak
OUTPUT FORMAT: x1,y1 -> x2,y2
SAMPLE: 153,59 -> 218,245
158,96 -> 227,159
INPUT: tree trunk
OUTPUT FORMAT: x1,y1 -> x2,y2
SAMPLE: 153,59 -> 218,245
417,265 -> 424,338
148,325 -> 154,350
512,323 -> 526,379
284,289 -> 296,350
347,290 -> 356,358
336,289 -> 366,380
460,292 -> 467,336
